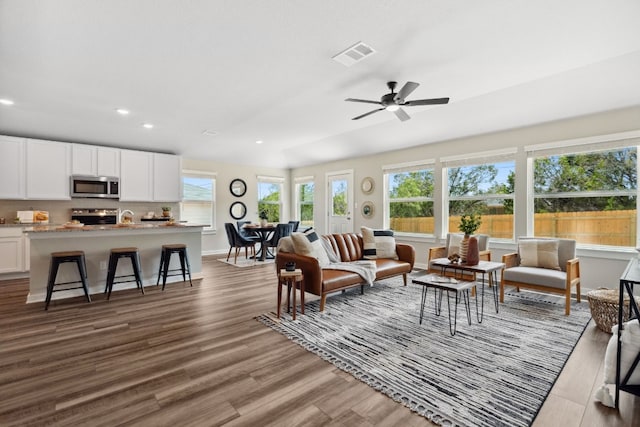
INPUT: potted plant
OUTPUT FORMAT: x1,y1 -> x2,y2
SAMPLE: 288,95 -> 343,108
458,214 -> 482,263
259,210 -> 268,227
161,206 -> 172,218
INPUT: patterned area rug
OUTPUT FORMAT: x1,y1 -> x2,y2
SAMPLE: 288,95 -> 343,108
257,275 -> 591,427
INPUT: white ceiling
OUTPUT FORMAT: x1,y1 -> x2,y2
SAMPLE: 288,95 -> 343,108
1,0 -> 639,169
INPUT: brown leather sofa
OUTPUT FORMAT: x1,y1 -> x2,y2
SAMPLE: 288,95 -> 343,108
275,232 -> 415,311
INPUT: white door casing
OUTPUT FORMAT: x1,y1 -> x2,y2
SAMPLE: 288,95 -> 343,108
326,170 -> 354,234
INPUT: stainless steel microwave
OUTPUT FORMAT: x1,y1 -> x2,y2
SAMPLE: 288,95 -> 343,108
70,175 -> 120,199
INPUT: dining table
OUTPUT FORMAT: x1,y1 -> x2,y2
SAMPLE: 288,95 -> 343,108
242,224 -> 276,261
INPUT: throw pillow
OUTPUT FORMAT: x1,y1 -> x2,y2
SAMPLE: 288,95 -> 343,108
447,234 -> 463,257
276,236 -> 294,253
519,239 -> 561,270
291,230 -> 330,267
361,226 -> 398,260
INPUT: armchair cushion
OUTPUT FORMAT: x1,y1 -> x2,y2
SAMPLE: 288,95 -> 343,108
502,266 -> 567,289
518,239 -> 561,270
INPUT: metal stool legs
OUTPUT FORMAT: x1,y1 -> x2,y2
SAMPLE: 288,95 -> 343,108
45,251 -> 91,310
105,248 -> 144,300
156,244 -> 192,290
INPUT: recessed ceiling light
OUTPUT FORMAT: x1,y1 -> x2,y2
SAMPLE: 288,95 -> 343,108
202,129 -> 219,136
142,123 -> 154,129
255,140 -> 263,144
116,108 -> 130,115
0,99 -> 15,106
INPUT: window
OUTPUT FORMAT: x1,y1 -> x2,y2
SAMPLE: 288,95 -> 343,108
531,146 -> 637,246
295,176 -> 314,229
181,172 -> 215,231
445,153 -> 515,239
257,176 -> 283,222
384,162 -> 435,235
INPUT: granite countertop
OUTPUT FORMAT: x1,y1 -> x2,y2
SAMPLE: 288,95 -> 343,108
23,222 -> 206,233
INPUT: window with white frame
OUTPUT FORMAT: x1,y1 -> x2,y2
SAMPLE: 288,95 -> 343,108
528,139 -> 638,247
384,161 -> 435,235
444,150 -> 515,239
258,176 -> 283,222
181,171 -> 215,231
295,176 -> 314,229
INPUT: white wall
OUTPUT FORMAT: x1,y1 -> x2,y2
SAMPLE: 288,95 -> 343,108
181,158 -> 290,256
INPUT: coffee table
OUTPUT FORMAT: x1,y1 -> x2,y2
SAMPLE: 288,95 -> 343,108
429,259 -> 505,322
411,271 -> 478,336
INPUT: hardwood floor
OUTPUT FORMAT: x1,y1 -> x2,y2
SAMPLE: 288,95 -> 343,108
0,255 -> 638,426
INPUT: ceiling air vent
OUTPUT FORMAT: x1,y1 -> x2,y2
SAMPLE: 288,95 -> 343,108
332,41 -> 376,67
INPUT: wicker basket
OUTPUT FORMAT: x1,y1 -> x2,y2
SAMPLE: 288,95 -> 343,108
586,288 -> 640,333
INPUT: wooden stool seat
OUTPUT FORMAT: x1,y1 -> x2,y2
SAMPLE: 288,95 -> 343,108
45,251 -> 91,310
105,247 -> 144,299
278,269 -> 304,320
156,244 -> 192,290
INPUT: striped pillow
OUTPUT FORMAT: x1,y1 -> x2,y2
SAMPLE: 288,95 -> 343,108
361,226 -> 398,260
291,229 -> 330,267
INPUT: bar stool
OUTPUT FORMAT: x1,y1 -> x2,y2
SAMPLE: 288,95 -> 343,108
45,251 -> 91,310
104,247 -> 144,300
156,244 -> 192,290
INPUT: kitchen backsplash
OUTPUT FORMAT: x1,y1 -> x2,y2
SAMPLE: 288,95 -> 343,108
0,200 -> 179,224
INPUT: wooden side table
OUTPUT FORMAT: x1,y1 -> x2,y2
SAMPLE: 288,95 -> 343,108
278,269 -> 304,320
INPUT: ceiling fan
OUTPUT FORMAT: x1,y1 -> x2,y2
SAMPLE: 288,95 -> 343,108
345,81 -> 449,122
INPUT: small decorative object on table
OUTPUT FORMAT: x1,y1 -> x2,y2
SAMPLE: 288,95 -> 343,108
161,206 -> 171,218
259,210 -> 268,227
285,261 -> 296,271
458,214 -> 482,263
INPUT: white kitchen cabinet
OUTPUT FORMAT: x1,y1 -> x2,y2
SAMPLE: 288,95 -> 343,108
153,153 -> 181,202
120,149 -> 153,201
71,144 -> 97,176
26,139 -> 71,199
97,147 -> 120,177
71,144 -> 120,178
0,228 -> 25,273
0,135 -> 26,199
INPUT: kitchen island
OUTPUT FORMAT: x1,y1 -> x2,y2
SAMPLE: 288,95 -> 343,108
25,223 -> 205,303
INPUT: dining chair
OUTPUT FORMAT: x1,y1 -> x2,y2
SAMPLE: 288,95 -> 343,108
266,223 -> 294,255
237,220 -> 259,242
224,223 -> 256,263
288,220 -> 300,232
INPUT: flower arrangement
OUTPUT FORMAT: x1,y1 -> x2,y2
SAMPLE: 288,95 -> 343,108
459,214 -> 481,236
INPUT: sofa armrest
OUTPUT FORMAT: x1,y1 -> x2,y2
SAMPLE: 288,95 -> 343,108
502,252 -> 518,269
275,252 -> 323,296
566,257 -> 580,286
396,243 -> 415,269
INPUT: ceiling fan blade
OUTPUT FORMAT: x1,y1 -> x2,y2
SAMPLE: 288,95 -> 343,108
395,81 -> 419,102
352,108 -> 385,120
394,107 -> 411,122
403,97 -> 450,106
345,98 -> 382,105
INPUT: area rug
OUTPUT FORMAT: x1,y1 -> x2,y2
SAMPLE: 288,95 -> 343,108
256,275 -> 591,427
217,257 -> 274,268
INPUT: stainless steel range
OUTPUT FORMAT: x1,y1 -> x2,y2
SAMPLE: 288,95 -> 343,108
70,208 -> 118,225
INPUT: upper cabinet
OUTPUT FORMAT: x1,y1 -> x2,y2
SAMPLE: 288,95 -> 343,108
0,135 -> 26,199
120,150 -> 181,202
71,145 -> 120,177
120,149 -> 153,201
26,139 -> 71,200
0,135 -> 180,202
153,153 -> 181,202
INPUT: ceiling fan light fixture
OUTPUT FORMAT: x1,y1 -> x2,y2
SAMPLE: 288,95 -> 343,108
386,104 -> 400,112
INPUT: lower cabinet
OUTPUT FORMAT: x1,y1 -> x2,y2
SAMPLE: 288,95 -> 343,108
0,228 -> 26,274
